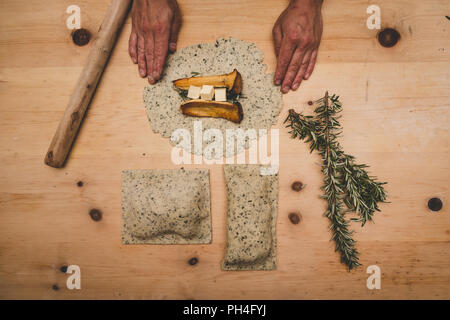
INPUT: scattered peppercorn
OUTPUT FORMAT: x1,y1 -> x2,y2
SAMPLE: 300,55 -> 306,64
72,28 -> 90,46
378,28 -> 400,48
428,198 -> 443,212
288,213 -> 301,225
291,181 -> 304,192
89,208 -> 102,221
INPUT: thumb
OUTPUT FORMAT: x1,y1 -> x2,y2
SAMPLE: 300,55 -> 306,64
169,11 -> 181,52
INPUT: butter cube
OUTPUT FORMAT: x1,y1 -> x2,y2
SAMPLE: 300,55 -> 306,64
200,85 -> 215,100
214,88 -> 227,102
187,85 -> 201,99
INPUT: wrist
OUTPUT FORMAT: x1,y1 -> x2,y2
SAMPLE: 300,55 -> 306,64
289,0 -> 323,9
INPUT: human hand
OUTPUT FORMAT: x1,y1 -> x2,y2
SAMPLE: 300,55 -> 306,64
129,0 -> 181,84
272,0 -> 323,93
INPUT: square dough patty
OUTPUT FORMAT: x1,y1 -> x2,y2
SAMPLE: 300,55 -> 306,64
122,169 -> 211,244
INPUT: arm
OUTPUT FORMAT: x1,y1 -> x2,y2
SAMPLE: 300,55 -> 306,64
128,0 -> 182,84
273,0 -> 323,93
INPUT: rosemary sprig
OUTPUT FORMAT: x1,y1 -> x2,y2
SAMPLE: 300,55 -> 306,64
284,91 -> 387,270
227,91 -> 246,105
175,88 -> 189,101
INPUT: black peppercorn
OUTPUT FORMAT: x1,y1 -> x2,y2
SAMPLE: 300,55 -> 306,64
288,213 -> 301,225
89,209 -> 102,221
72,28 -> 90,46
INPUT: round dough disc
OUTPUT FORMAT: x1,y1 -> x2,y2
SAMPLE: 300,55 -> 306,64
143,37 -> 282,159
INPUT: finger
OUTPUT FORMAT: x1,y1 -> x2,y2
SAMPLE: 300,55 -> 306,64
128,30 -> 138,64
152,23 -> 170,81
169,10 -> 181,53
137,35 -> 147,78
144,32 -> 155,84
281,47 -> 306,93
272,24 -> 282,57
274,37 -> 296,86
304,49 -> 318,80
292,50 -> 312,90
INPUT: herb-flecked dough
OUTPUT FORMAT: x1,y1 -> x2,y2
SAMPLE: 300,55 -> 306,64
222,165 -> 278,271
144,37 -> 282,159
121,169 -> 212,245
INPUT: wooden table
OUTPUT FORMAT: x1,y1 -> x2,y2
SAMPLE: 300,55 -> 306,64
0,0 -> 449,299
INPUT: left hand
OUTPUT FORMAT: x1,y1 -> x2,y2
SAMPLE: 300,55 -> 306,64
128,0 -> 182,84
272,0 -> 323,93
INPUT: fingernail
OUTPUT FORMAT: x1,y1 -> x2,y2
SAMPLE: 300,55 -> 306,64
169,43 -> 177,51
139,69 -> 145,77
148,76 -> 155,84
152,71 -> 158,80
304,74 -> 310,80
292,83 -> 299,90
282,86 -> 289,93
275,79 -> 281,85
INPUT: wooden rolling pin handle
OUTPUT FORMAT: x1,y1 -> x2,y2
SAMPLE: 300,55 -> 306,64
45,0 -> 132,168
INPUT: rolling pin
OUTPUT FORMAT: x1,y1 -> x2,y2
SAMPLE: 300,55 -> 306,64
45,0 -> 132,168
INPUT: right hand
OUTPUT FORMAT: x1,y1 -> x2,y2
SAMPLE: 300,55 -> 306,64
272,0 -> 323,93
129,0 -> 182,84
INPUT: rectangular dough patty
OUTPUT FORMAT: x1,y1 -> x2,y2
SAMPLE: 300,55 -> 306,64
222,165 -> 278,270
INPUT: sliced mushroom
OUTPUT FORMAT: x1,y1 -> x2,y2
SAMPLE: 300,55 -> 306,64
180,99 -> 243,124
173,69 -> 243,94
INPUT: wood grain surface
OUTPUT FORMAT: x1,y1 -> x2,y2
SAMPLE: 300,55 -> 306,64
0,0 -> 449,299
